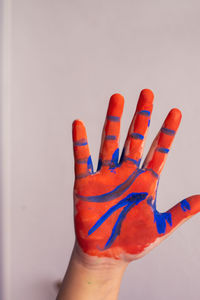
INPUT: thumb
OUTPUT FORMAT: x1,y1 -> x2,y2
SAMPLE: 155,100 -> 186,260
163,195 -> 200,237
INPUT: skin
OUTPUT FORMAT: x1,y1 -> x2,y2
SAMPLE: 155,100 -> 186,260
56,89 -> 200,300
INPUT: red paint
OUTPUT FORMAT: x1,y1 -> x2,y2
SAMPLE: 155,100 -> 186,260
72,89 -> 200,260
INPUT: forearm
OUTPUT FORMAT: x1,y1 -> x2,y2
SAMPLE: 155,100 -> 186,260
56,242 -> 128,300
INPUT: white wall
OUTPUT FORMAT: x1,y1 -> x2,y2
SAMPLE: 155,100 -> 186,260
1,0 -> 12,299
0,0 -> 3,298
3,0 -> 200,299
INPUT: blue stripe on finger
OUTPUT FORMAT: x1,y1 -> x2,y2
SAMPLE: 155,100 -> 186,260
161,127 -> 176,136
130,133 -> 144,140
138,110 -> 151,116
74,138 -> 88,146
107,115 -> 120,122
157,147 -> 169,154
105,135 -> 117,140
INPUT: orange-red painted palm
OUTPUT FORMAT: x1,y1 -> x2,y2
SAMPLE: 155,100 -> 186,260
72,89 -> 200,261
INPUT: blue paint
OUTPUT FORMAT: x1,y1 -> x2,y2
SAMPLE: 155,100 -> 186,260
109,148 -> 119,170
107,115 -> 120,122
119,148 -> 142,167
148,119 -> 151,127
147,182 -> 172,235
104,193 -> 148,249
87,156 -> 94,174
153,210 -> 172,234
88,192 -> 147,236
88,192 -> 148,249
97,150 -> 119,171
131,133 -> 144,140
105,135 -> 117,140
161,127 -> 176,136
180,199 -> 191,212
104,202 -> 134,249
75,168 -> 145,202
97,158 -> 102,171
88,198 -> 131,235
74,138 -> 88,146
157,147 -> 169,154
124,157 -> 141,167
119,148 -> 141,167
139,110 -> 151,116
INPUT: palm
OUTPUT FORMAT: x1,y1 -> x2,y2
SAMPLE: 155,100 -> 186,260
73,89 -> 200,261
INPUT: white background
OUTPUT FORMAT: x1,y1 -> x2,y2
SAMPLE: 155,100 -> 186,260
0,0 -> 3,298
1,0 -> 200,299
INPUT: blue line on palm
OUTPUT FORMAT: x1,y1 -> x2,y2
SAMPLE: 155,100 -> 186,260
88,192 -> 148,249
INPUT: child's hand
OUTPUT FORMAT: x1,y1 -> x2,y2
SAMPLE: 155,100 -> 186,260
72,89 -> 200,262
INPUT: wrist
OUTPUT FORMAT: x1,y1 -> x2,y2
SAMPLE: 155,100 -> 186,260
56,241 -> 128,300
73,240 -> 128,273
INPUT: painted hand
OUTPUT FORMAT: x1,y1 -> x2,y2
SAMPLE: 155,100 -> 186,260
72,89 -> 200,261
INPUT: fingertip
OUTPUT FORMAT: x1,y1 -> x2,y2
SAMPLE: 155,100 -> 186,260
169,108 -> 182,119
162,108 -> 182,132
72,119 -> 85,129
72,119 -> 87,141
184,195 -> 200,214
110,93 -> 125,102
167,108 -> 182,126
108,93 -> 125,117
140,89 -> 154,102
136,89 -> 154,113
110,93 -> 125,107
